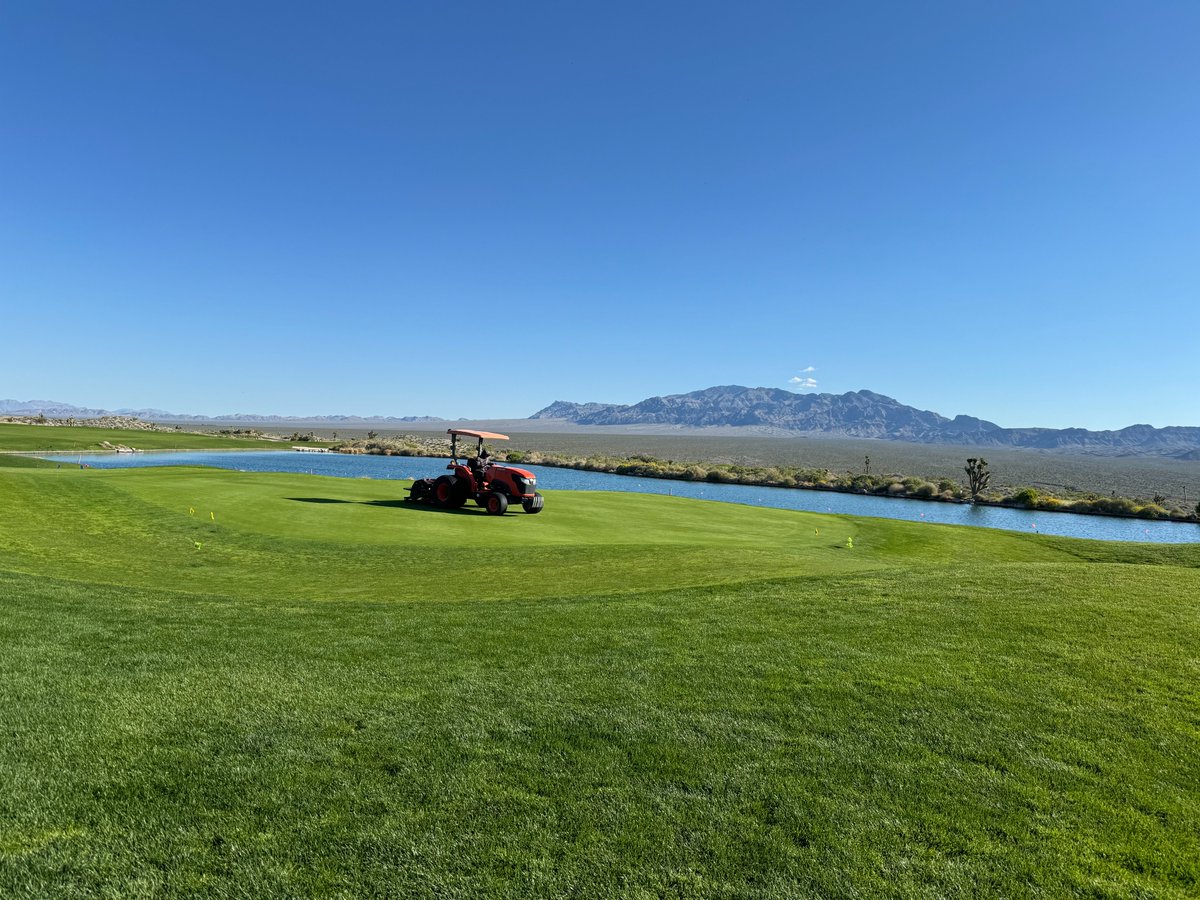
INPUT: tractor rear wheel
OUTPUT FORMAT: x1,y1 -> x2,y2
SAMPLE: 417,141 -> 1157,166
435,475 -> 467,509
522,492 -> 544,514
485,491 -> 508,516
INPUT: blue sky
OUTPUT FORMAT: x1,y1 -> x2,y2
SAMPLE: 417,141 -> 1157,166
2,2 -> 1197,428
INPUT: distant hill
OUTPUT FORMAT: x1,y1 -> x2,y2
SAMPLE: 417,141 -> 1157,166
1,399 -> 115,418
531,386 -> 1200,459
0,399 -> 440,426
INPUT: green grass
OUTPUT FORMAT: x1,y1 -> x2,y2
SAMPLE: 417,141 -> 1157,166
1,464 -> 1198,897
0,454 -> 60,469
0,422 -> 321,453
397,429 -> 1200,505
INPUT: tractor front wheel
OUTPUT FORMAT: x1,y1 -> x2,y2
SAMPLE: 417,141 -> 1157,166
485,491 -> 509,516
522,492 -> 544,514
435,475 -> 467,509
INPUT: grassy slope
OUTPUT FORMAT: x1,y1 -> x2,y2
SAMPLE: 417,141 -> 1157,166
0,422 -> 323,452
1,465 -> 1198,897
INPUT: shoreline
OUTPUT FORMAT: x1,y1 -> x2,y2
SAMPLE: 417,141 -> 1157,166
10,444 -> 1199,527
342,447 -> 1200,526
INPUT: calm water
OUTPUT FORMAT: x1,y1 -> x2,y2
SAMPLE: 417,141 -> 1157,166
45,450 -> 1200,544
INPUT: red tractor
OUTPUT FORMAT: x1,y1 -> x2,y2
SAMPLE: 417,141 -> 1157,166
405,429 -> 544,515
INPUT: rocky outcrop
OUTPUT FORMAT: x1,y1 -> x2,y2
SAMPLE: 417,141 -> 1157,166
530,401 -> 624,421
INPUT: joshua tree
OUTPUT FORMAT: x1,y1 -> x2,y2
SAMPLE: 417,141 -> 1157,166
864,455 -> 871,475
965,458 -> 991,502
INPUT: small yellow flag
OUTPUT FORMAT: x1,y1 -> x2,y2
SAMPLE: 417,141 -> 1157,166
210,511 -> 215,521
189,507 -> 195,516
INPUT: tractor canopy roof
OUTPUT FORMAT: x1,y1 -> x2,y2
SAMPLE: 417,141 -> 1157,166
446,429 -> 510,441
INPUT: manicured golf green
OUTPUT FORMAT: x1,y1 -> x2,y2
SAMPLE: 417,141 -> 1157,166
1,463 -> 1197,897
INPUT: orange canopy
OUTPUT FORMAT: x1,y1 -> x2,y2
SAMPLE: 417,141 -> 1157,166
446,429 -> 510,441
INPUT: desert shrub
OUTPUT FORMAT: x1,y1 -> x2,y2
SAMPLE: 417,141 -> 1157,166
1084,497 -> 1138,516
796,468 -> 830,484
845,474 -> 876,492
615,461 -> 665,478
887,482 -> 905,495
1009,488 -> 1040,508
1136,504 -> 1167,519
913,482 -> 938,499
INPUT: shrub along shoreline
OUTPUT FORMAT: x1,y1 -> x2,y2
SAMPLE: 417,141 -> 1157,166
333,436 -> 1200,524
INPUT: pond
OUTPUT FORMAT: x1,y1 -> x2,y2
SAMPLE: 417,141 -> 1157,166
44,450 -> 1200,544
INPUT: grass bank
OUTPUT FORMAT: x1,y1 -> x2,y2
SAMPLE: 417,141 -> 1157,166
1,463 -> 1197,896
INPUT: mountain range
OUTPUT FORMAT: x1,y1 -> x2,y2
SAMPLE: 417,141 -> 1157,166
532,386 -> 1200,459
5,388 -> 1200,458
0,399 -> 439,426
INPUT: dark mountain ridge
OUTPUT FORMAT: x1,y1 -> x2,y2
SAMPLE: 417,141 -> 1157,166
531,386 -> 1200,459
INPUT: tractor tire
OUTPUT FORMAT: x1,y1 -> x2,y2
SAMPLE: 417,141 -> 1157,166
484,491 -> 508,516
406,478 -> 435,504
522,492 -> 544,514
435,475 -> 467,509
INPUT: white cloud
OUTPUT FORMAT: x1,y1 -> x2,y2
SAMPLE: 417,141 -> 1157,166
800,366 -> 816,373
789,376 -> 818,389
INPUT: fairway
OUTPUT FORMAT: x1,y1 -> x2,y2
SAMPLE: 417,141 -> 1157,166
2,463 -> 1198,897
0,422 -> 318,453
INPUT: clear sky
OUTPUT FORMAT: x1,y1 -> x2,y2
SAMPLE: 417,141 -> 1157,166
2,2 -> 1197,428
